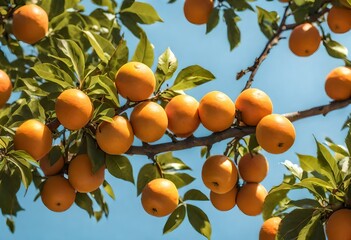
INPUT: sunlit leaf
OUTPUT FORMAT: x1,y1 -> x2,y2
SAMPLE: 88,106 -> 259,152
106,155 -> 134,184
136,163 -> 160,196
163,204 -> 186,234
183,189 -> 209,201
132,31 -> 154,67
187,204 -> 211,240
120,2 -> 163,24
103,180 -> 116,200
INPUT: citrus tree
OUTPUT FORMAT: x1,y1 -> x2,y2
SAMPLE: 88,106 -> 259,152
0,0 -> 351,239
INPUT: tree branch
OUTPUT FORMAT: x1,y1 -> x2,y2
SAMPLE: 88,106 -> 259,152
126,99 -> 351,156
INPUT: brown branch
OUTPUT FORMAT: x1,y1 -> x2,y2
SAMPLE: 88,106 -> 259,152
238,5 -> 291,90
126,99 -> 351,156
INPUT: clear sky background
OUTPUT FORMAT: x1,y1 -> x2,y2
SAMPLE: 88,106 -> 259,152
2,0 -> 351,239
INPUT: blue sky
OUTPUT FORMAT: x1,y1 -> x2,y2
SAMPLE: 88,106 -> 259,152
2,0 -> 351,239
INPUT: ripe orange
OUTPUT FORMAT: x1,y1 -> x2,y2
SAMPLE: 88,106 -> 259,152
14,119 -> 52,160
326,208 -> 351,240
259,217 -> 282,240
165,94 -> 200,138
141,178 -> 179,217
183,0 -> 214,25
0,70 -> 12,108
41,175 -> 76,212
39,155 -> 65,176
289,23 -> 321,57
130,101 -> 168,143
210,185 -> 238,211
198,91 -> 235,132
202,155 -> 238,194
96,115 -> 134,155
236,182 -> 268,216
235,88 -> 273,126
68,154 -> 105,193
327,6 -> 351,34
55,89 -> 93,131
238,153 -> 269,183
256,114 -> 295,154
325,66 -> 351,101
115,62 -> 156,102
12,4 -> 48,44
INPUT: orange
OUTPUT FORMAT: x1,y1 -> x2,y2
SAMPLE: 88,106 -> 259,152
14,119 -> 52,160
12,4 -> 48,44
256,114 -> 295,154
326,208 -> 351,240
236,182 -> 268,216
325,66 -> 351,100
327,6 -> 351,33
96,115 -> 134,155
41,175 -> 76,212
198,91 -> 235,132
55,89 -> 93,131
68,154 -> 105,193
141,178 -> 179,217
0,70 -> 12,108
201,155 -> 238,194
289,23 -> 321,57
238,153 -> 269,183
165,94 -> 200,138
235,88 -> 273,126
210,185 -> 238,211
259,217 -> 282,240
115,62 -> 156,102
130,101 -> 168,143
39,154 -> 65,176
183,0 -> 214,25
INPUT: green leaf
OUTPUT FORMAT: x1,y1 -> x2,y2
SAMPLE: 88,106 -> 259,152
155,48 -> 178,92
187,204 -> 211,240
136,163 -> 160,196
170,65 -> 215,91
163,204 -> 186,234
106,155 -> 134,184
91,75 -> 119,108
6,218 -> 15,233
226,0 -> 254,11
183,189 -> 209,201
297,212 -> 326,240
132,31 -> 154,67
157,152 -> 191,171
120,2 -> 163,24
0,171 -> 23,216
83,30 -> 115,63
323,38 -> 348,59
325,137 -> 349,157
56,39 -> 85,80
277,208 -> 315,240
282,160 -> 304,180
294,178 -> 333,199
75,192 -> 94,217
164,172 -> 194,189
92,0 -> 117,13
223,9 -> 241,51
256,6 -> 279,39
206,8 -> 219,34
119,13 -> 143,38
262,182 -> 296,220
86,135 -> 105,173
107,40 -> 129,78
32,63 -> 74,88
7,155 -> 33,189
102,180 -> 116,200
287,198 -> 321,209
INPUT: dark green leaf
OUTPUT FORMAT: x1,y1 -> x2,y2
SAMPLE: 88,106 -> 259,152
155,48 -> 178,92
170,65 -> 215,91
92,0 -> 117,13
157,152 -> 191,171
132,31 -> 154,67
75,192 -> 94,217
107,39 -> 129,78
183,189 -> 209,201
224,9 -> 241,50
86,135 -> 106,173
187,204 -> 211,240
256,6 -> 279,39
163,204 -> 186,234
106,155 -> 134,184
206,8 -> 219,34
136,163 -> 160,196
277,208 -> 315,240
6,218 -> 15,233
83,30 -> 115,63
297,212 -> 326,240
